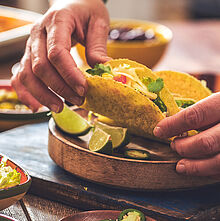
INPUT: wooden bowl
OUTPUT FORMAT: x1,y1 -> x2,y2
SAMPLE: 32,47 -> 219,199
0,80 -> 50,132
0,154 -> 31,210
48,108 -> 219,191
60,210 -> 155,221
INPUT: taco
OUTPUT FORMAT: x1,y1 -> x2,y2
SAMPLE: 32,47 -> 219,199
155,70 -> 212,104
82,59 -> 181,140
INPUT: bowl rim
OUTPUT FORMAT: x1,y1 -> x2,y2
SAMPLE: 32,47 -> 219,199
50,118 -> 177,164
0,153 -> 31,199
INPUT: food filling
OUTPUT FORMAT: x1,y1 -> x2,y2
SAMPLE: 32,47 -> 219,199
0,157 -> 21,189
86,63 -> 167,113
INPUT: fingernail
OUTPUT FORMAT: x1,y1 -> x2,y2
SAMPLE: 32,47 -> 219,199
70,96 -> 83,106
76,86 -> 85,97
176,162 -> 186,174
153,126 -> 164,138
50,104 -> 60,113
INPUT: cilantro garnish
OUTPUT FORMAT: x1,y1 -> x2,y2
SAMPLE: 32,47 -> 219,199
142,77 -> 166,112
147,78 -> 164,93
86,64 -> 111,76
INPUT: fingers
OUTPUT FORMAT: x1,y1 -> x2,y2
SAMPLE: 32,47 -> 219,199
15,39 -> 64,113
176,154 -> 220,177
30,23 -> 83,106
154,93 -> 220,138
171,123 -> 220,158
86,16 -> 111,67
45,11 -> 87,97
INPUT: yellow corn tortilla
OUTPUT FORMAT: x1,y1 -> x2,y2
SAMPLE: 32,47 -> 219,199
107,59 -> 180,116
155,70 -> 212,102
82,59 -> 179,140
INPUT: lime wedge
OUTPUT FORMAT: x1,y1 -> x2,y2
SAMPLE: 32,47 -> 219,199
94,121 -> 130,149
52,104 -> 92,136
89,128 -> 112,154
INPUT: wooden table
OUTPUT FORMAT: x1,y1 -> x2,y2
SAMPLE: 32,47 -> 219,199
1,19 -> 220,221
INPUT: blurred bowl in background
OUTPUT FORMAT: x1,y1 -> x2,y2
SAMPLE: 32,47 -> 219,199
0,79 -> 50,132
0,5 -> 42,59
76,19 -> 172,69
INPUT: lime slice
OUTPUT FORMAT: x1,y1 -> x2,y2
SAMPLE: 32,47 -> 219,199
89,128 -> 112,154
52,104 -> 92,136
94,121 -> 129,149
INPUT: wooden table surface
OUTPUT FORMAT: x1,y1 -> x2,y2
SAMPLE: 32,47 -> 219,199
0,19 -> 220,221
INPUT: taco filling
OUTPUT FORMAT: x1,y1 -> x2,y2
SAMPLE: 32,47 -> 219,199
86,63 -> 167,114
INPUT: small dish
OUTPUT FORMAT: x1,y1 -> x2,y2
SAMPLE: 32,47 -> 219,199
60,210 -> 154,221
0,79 -> 50,132
0,154 -> 31,211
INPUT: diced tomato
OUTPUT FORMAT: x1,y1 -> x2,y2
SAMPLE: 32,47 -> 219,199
113,74 -> 128,84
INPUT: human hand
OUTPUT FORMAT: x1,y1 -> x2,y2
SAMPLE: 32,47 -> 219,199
154,92 -> 220,179
11,0 -> 110,113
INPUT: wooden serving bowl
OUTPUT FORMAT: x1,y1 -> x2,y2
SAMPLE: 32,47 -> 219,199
48,109 -> 219,191
0,154 -> 31,210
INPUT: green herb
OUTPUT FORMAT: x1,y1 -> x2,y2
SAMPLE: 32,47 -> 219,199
86,64 -> 111,76
147,78 -> 164,93
142,77 -> 166,112
154,96 -> 167,113
176,99 -> 195,108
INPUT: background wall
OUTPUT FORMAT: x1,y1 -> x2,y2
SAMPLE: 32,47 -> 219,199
106,0 -> 190,21
2,0 -> 220,20
1,0 -> 191,21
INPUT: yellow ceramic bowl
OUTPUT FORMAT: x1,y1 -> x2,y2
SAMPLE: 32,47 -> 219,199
76,19 -> 172,68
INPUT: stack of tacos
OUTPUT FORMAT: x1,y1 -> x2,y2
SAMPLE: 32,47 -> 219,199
82,59 -> 211,141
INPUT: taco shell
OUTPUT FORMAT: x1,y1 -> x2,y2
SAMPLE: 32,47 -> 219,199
82,59 -> 179,139
155,70 -> 212,102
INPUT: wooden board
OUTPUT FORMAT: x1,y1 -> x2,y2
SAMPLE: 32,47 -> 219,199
2,122 -> 220,220
48,116 -> 219,191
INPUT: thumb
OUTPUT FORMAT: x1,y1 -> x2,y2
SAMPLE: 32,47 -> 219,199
85,17 -> 111,67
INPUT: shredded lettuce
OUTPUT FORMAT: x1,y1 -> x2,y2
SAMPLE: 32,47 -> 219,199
0,157 -> 21,189
86,64 -> 111,76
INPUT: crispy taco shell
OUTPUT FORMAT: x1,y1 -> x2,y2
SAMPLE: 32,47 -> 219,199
82,59 -> 179,139
155,70 -> 212,102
